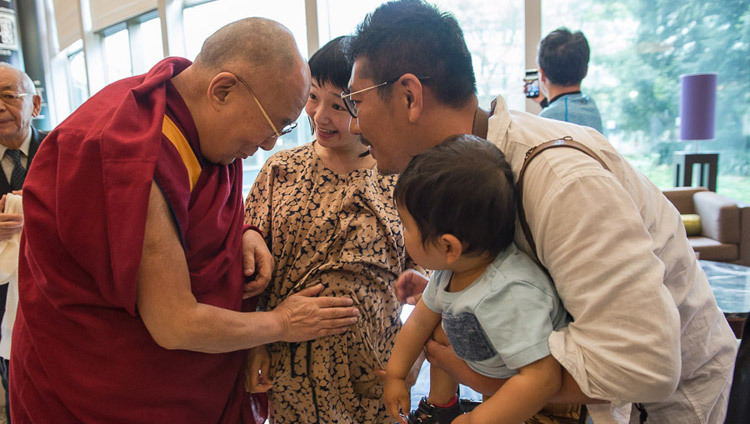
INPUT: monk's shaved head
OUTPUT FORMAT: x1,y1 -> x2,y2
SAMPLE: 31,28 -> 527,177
194,17 -> 302,73
173,17 -> 310,165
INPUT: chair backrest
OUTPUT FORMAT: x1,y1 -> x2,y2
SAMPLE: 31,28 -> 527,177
725,315 -> 750,423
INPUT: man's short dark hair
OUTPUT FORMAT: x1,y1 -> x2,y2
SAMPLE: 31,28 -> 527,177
537,28 -> 590,86
394,134 -> 515,258
309,36 -> 352,90
348,0 -> 476,108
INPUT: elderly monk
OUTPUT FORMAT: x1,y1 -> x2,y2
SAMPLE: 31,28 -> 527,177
10,18 -> 358,423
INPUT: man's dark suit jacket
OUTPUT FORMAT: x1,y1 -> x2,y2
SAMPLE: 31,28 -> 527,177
0,126 -> 47,196
0,126 -> 47,325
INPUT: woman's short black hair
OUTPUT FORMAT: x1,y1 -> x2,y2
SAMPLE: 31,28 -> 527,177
308,35 -> 352,90
394,134 -> 516,258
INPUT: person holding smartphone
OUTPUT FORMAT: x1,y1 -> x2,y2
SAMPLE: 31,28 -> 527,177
530,28 -> 604,133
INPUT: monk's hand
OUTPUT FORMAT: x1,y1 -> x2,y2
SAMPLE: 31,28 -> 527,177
394,269 -> 428,305
242,228 -> 274,299
273,284 -> 359,342
245,345 -> 272,393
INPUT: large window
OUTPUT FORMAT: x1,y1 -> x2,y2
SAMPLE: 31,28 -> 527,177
135,14 -> 165,72
103,25 -> 133,83
183,0 -> 308,60
66,41 -> 89,110
101,13 -> 165,83
542,0 -> 750,202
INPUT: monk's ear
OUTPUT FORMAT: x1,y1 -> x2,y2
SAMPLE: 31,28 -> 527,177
397,73 -> 424,123
207,72 -> 237,106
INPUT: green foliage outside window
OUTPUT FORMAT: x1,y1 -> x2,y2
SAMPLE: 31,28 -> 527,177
544,0 -> 749,202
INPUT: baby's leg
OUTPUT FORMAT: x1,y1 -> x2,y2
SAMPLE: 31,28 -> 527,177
428,324 -> 459,405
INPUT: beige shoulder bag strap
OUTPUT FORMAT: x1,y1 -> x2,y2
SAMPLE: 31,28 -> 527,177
515,136 -> 611,264
516,136 -> 614,424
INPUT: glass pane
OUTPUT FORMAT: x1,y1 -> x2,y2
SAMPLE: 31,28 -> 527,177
434,0 -> 525,111
542,0 -> 750,202
323,1 -> 526,113
182,0 -> 308,193
183,0 -> 307,61
317,0 -> 387,41
139,17 -> 164,71
67,48 -> 89,109
103,28 -> 133,83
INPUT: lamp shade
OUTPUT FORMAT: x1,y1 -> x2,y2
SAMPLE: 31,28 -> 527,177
680,73 -> 717,140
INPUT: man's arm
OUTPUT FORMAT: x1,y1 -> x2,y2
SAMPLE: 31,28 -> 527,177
136,181 -> 359,353
453,355 -> 561,424
522,152 -> 682,402
423,339 -> 603,404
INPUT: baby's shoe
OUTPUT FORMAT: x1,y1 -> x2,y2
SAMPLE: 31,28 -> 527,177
406,396 -> 463,424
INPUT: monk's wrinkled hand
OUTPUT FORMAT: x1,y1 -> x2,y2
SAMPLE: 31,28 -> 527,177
245,345 -> 272,393
242,228 -> 274,299
273,284 -> 359,342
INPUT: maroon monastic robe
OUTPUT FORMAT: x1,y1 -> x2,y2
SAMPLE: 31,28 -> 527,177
11,58 -> 263,423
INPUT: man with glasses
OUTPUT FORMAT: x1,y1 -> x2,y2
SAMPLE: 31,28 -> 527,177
345,1 -> 735,423
0,63 -> 45,424
10,18 -> 359,423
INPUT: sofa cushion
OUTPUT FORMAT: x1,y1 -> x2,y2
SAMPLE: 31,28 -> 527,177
694,192 -> 740,244
690,237 -> 739,261
681,214 -> 702,236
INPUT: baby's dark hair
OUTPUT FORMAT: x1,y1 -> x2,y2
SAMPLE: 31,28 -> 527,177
394,134 -> 516,257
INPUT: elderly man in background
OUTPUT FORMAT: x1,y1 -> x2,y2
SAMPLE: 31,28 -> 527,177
11,18 -> 359,423
0,63 -> 44,424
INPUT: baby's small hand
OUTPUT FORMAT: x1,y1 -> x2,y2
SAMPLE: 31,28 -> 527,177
383,376 -> 410,423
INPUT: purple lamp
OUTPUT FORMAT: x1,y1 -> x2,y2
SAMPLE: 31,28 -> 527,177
675,72 -> 719,191
680,73 -> 717,142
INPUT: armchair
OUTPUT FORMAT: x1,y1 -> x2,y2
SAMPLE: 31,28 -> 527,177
662,187 -> 750,266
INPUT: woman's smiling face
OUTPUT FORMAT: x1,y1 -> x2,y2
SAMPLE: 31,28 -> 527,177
305,80 -> 359,149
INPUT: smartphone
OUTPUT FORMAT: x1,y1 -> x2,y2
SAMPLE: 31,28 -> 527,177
524,69 -> 539,98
